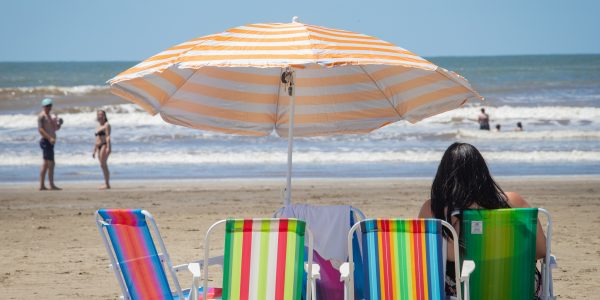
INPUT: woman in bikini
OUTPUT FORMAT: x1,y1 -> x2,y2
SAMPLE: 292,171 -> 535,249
93,110 -> 111,189
418,142 -> 547,297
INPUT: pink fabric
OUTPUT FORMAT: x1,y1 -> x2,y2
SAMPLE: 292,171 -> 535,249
313,251 -> 344,300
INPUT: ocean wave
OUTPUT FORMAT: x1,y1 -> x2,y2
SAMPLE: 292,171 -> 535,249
0,85 -> 109,97
2,103 -> 599,128
455,129 -> 600,140
2,149 -> 599,166
420,105 -> 600,124
0,104 -> 159,129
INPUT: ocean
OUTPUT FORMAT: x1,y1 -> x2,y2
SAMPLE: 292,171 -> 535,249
1,55 -> 599,182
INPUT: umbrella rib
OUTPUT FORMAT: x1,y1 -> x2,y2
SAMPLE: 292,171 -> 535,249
434,67 -> 484,100
359,65 -> 403,119
159,65 -> 200,111
300,22 -> 320,62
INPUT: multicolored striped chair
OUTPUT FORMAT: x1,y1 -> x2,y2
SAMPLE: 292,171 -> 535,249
96,209 -> 222,300
461,208 -> 555,300
340,219 -> 475,300
202,218 -> 320,300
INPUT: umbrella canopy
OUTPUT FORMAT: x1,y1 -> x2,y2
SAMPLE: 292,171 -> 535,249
108,17 -> 482,203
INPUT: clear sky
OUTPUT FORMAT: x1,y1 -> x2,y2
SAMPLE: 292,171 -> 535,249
1,0 -> 599,61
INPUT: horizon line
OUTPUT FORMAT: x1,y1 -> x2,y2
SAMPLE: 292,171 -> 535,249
1,52 -> 599,63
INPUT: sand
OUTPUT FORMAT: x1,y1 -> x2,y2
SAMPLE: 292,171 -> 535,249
1,177 -> 599,299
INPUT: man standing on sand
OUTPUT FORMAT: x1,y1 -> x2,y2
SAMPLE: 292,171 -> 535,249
38,98 -> 62,190
478,108 -> 490,130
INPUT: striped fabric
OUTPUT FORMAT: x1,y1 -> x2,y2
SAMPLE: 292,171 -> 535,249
360,219 -> 445,300
461,208 -> 539,300
97,209 -> 173,300
222,219 -> 306,300
108,20 -> 481,137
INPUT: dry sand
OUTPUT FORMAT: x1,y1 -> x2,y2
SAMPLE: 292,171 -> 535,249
1,177 -> 599,299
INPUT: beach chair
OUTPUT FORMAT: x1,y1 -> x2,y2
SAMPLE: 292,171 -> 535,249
95,209 -> 222,300
340,219 -> 475,300
274,205 -> 367,300
202,218 -> 320,300
461,208 -> 556,300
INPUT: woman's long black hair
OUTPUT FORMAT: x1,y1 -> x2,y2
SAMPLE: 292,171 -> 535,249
430,143 -> 509,225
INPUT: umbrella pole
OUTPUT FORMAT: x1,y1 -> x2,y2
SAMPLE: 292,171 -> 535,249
284,68 -> 296,206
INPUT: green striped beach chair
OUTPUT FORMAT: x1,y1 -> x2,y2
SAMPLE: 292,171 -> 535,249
203,218 -> 320,300
340,219 -> 475,300
461,208 -> 555,300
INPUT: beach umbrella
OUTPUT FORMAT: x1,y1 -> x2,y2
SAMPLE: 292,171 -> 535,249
108,17 -> 482,205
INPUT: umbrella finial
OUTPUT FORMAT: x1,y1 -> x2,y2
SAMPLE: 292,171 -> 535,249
292,16 -> 299,23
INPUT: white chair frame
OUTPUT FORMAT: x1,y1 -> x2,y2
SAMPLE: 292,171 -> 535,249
538,208 -> 556,300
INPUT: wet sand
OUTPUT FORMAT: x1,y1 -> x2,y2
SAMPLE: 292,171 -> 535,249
1,177 -> 599,299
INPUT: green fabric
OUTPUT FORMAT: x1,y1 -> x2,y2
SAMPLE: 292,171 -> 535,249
461,208 -> 538,300
222,220 -> 234,300
293,220 -> 305,300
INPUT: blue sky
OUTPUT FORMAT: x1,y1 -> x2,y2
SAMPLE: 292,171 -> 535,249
1,0 -> 599,61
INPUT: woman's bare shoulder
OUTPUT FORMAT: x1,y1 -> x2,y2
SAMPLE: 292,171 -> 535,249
418,199 -> 433,218
505,191 -> 532,208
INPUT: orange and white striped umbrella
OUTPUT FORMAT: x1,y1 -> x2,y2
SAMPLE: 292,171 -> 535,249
108,18 -> 481,137
108,17 -> 482,204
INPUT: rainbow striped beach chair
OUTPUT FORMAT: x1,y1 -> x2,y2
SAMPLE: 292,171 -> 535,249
461,208 -> 556,300
203,218 -> 320,300
96,209 -> 222,300
340,219 -> 475,300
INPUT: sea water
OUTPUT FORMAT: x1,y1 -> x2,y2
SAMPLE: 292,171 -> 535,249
1,55 -> 599,182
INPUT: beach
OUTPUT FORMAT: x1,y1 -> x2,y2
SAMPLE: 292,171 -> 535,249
1,55 -> 599,299
1,177 -> 599,299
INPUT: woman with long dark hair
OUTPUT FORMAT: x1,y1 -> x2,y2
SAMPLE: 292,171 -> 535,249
418,142 -> 547,293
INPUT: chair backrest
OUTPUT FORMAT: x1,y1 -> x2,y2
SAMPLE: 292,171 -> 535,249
96,209 -> 179,300
211,218 -> 310,300
355,219 -> 448,300
461,208 -> 538,300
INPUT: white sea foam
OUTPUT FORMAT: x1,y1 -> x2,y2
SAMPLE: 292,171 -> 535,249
2,149 -> 599,166
1,104 -> 599,129
455,129 -> 600,140
0,104 -> 164,129
419,105 -> 600,123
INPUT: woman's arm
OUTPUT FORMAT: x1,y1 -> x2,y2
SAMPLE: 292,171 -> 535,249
105,124 -> 111,154
505,192 -> 547,260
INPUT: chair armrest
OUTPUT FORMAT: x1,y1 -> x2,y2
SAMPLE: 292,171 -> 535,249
541,254 -> 557,300
305,263 -> 321,280
304,263 -> 320,300
460,260 -> 475,281
460,260 -> 475,300
173,255 -> 224,273
188,262 -> 201,277
549,254 -> 557,269
187,263 -> 201,300
340,262 -> 354,300
340,262 -> 351,282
